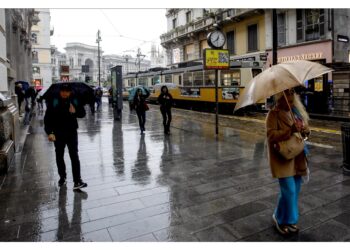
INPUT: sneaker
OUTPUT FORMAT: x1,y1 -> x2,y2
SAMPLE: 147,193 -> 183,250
58,178 -> 67,187
73,181 -> 88,190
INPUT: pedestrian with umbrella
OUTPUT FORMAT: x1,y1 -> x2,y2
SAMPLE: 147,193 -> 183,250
234,60 -> 332,236
133,87 -> 150,134
43,82 -> 93,190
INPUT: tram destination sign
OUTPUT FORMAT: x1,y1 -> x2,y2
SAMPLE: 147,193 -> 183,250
203,49 -> 230,70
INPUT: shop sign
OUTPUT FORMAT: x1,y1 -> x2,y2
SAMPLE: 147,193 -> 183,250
337,35 -> 349,43
278,52 -> 324,63
203,49 -> 230,70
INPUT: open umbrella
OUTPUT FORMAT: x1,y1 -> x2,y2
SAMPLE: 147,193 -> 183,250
42,82 -> 95,106
128,85 -> 150,102
15,81 -> 30,91
234,60 -> 333,111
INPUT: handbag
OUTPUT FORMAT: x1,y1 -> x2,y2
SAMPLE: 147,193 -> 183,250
143,102 -> 149,111
276,133 -> 305,160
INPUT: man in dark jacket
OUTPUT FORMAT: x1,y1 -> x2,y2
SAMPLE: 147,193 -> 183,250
44,83 -> 87,190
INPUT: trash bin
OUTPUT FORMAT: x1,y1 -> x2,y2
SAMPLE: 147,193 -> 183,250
341,123 -> 350,175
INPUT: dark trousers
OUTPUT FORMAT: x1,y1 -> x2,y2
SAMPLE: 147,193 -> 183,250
136,109 -> 146,131
96,97 -> 102,110
54,131 -> 81,183
161,108 -> 172,132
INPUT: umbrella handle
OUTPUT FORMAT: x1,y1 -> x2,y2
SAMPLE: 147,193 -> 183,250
282,91 -> 296,123
283,91 -> 305,139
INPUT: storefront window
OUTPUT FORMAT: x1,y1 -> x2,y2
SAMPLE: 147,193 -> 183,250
183,72 -> 193,86
204,70 -> 215,86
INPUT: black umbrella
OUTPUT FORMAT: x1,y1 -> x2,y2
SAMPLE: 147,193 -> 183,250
42,82 -> 95,106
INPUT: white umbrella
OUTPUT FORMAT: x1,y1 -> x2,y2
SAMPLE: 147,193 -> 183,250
234,60 -> 333,111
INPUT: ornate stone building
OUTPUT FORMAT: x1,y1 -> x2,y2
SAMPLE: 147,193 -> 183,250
1,9 -> 38,172
31,8 -> 53,88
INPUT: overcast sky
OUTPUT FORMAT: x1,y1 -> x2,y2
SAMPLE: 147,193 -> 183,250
50,9 -> 167,59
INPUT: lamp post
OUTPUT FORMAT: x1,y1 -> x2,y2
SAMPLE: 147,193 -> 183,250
96,30 -> 102,87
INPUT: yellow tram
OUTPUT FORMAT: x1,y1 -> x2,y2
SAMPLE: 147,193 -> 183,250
122,61 -> 264,113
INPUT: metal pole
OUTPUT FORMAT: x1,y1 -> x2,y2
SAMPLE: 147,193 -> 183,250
272,9 -> 278,65
97,30 -> 101,87
215,69 -> 219,135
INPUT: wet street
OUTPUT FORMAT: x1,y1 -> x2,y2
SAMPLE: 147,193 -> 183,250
0,99 -> 350,242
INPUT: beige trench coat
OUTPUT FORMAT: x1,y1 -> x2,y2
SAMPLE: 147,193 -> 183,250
266,108 -> 308,179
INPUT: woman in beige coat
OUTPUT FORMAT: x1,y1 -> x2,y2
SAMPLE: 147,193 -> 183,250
266,88 -> 310,235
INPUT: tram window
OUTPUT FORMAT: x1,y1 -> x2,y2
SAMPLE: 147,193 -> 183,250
221,70 -> 240,86
183,72 -> 193,87
252,68 -> 262,77
204,70 -> 215,86
152,75 -> 160,85
164,74 -> 172,83
193,71 -> 204,86
173,74 -> 181,85
139,77 -> 147,86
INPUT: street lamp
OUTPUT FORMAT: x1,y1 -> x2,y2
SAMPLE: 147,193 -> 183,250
96,30 -> 102,87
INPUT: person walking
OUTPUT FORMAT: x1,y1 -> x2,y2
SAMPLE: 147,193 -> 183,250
15,84 -> 25,116
133,88 -> 149,134
157,86 -> 173,134
44,83 -> 87,190
266,88 -> 310,236
95,87 -> 103,111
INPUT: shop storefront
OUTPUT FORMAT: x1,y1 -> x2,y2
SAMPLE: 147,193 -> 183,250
266,40 -> 333,114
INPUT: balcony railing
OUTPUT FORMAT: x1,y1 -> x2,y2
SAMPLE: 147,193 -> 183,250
160,9 -> 256,45
161,18 -> 214,44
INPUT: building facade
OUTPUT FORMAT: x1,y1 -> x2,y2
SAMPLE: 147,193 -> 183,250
31,8 -> 53,89
51,42 -> 152,85
102,54 -> 151,82
160,9 -> 267,68
64,42 -> 100,82
1,9 -> 38,172
161,8 -> 350,117
265,9 -> 350,116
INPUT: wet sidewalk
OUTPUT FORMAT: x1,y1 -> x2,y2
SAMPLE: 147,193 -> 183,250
0,99 -> 350,242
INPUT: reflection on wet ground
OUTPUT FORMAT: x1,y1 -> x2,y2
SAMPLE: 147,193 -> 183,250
0,99 -> 349,242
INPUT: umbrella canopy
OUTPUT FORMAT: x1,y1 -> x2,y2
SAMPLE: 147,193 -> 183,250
15,81 -> 30,91
128,85 -> 150,101
234,60 -> 333,111
42,82 -> 95,106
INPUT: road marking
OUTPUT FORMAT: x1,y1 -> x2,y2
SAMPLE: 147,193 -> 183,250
305,141 -> 334,149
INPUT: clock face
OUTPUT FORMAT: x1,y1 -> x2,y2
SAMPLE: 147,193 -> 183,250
208,30 -> 226,48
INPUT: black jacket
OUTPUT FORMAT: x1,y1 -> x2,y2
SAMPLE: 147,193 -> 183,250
44,97 -> 86,135
158,93 -> 173,110
133,94 -> 147,112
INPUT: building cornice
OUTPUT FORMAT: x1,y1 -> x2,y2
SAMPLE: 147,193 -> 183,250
265,39 -> 333,51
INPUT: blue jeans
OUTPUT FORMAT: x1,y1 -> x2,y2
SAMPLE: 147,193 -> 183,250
274,175 -> 302,225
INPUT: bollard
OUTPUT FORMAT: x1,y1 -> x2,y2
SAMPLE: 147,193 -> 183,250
341,123 -> 350,175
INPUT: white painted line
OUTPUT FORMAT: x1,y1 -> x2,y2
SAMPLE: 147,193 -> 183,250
306,141 -> 334,149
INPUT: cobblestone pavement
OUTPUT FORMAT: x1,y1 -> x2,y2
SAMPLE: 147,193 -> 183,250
0,99 -> 349,242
